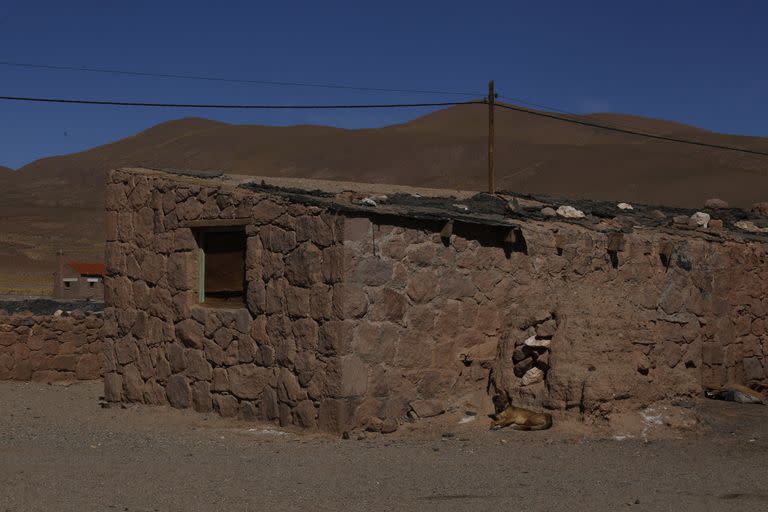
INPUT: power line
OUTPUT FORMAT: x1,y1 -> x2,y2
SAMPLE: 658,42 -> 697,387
497,95 -> 579,117
0,61 -> 484,98
495,101 -> 768,157
0,95 -> 483,109
1,90 -> 764,158
0,60 -> 572,109
0,60 -> 660,130
497,95 -> 702,137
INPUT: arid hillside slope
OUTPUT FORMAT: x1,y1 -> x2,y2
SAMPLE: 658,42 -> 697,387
1,103 -> 767,293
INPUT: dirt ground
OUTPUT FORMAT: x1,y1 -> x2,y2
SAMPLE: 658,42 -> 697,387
1,382 -> 768,511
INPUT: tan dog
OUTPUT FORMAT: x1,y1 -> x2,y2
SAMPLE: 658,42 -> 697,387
489,395 -> 553,431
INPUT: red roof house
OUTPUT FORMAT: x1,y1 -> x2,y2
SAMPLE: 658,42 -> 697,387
52,251 -> 105,300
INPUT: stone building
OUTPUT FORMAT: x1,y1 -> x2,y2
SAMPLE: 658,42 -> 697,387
53,251 -> 105,300
102,167 -> 768,432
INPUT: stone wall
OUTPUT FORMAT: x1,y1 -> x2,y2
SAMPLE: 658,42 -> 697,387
0,310 -> 103,382
103,169 -> 349,430
342,215 -> 768,425
104,168 -> 768,432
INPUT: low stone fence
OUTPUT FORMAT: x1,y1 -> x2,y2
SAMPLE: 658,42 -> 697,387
0,309 -> 104,383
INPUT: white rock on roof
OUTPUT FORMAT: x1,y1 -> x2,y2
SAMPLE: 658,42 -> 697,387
735,220 -> 768,233
689,211 -> 710,228
556,205 -> 586,219
617,202 -> 634,210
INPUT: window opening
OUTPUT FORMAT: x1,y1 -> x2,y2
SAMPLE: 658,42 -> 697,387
194,228 -> 247,308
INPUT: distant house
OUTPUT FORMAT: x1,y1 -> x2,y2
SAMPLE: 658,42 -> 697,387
53,251 -> 105,300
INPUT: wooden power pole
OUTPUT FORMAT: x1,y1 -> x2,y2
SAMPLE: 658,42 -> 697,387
487,80 -> 495,195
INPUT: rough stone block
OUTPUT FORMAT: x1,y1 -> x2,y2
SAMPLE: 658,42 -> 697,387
285,243 -> 324,287
406,270 -> 439,303
212,367 -> 229,392
134,207 -> 154,247
309,283 -> 333,320
123,364 -> 144,401
294,400 -> 318,429
296,215 -> 335,247
354,258 -> 394,287
352,321 -> 397,364
743,357 -> 765,381
192,381 -> 213,413
104,372 -> 124,402
410,399 -> 445,418
318,398 -> 356,433
368,288 -> 406,322
332,283 -> 368,319
185,349 -> 213,381
261,386 -> 279,420
75,353 -> 101,380
227,364 -> 274,400
277,367 -> 304,406
438,271 -> 476,299
252,199 -> 285,224
535,318 -> 557,338
168,251 -> 197,292
166,374 -> 192,409
381,418 -> 398,434
292,318 -> 319,351
327,355 -> 367,398
702,343 -> 724,365
214,393 -> 239,417
701,364 -> 726,388
321,245 -> 345,284
260,225 -> 297,253
51,354 -> 77,372
175,320 -> 204,349
285,286 -> 311,317
394,331 -> 432,368
344,217 -> 372,242
319,320 -> 354,356
264,278 -> 286,315
246,280 -> 266,316
105,211 -> 118,242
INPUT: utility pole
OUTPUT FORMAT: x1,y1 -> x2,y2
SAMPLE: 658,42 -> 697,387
487,80 -> 495,195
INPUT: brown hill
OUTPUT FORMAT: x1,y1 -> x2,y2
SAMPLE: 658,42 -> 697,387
1,103 -> 768,294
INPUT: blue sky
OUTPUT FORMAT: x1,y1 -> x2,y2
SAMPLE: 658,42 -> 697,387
0,0 -> 766,169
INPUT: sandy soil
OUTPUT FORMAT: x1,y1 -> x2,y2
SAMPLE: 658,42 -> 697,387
1,382 -> 768,511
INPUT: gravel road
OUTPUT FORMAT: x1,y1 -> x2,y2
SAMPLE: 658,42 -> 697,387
1,381 -> 767,511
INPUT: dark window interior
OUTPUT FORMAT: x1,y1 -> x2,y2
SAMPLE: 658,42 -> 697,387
198,229 -> 246,307
64,282 -> 71,288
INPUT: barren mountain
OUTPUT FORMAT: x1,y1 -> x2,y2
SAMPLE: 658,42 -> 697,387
1,103 -> 767,294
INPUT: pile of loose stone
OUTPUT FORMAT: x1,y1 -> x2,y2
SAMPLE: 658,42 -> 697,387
512,312 -> 557,387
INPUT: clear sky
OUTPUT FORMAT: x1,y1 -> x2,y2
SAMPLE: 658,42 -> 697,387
0,0 -> 766,169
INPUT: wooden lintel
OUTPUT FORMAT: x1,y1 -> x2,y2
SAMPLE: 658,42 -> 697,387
504,227 -> 522,245
181,218 -> 251,228
659,241 -> 674,266
440,220 -> 454,240
607,232 -> 625,252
